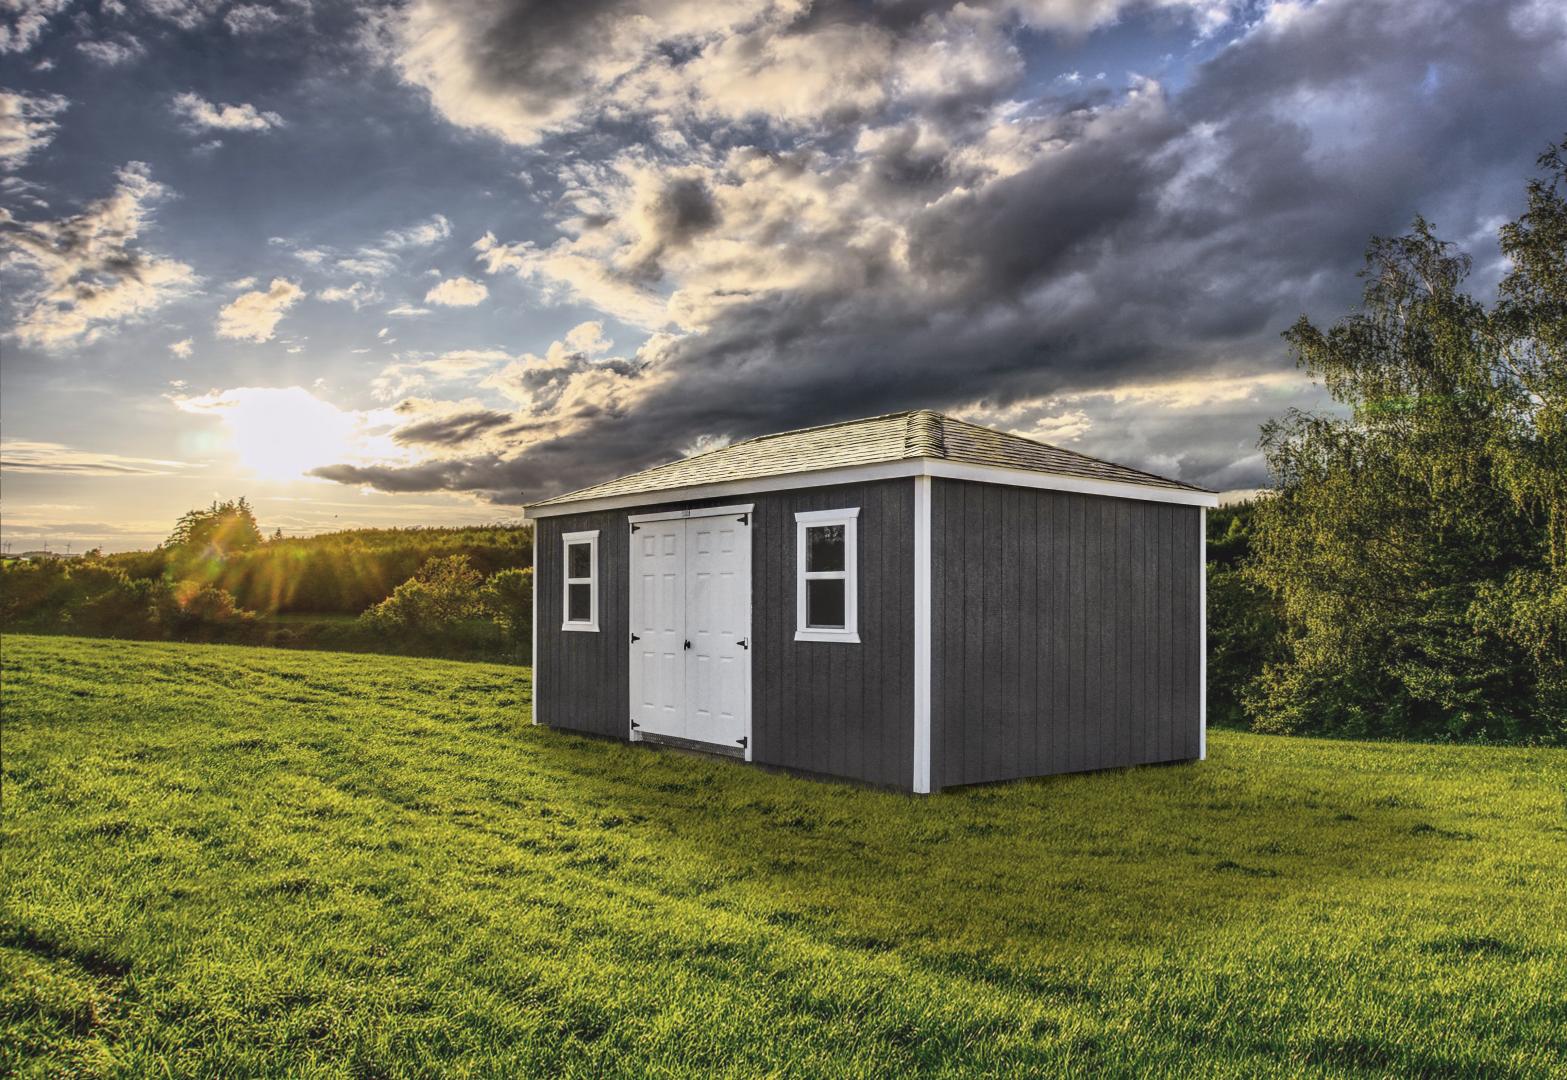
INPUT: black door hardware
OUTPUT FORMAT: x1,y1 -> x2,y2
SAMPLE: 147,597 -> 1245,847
631,633 -> 640,643
737,639 -> 748,650
736,736 -> 748,749
684,639 -> 692,650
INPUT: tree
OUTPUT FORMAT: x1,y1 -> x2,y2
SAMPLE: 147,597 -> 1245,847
360,555 -> 487,634
481,566 -> 533,650
165,498 -> 264,557
1245,139 -> 1566,743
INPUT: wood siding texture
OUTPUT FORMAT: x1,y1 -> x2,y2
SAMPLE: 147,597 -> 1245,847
535,479 -> 916,789
929,478 -> 1201,789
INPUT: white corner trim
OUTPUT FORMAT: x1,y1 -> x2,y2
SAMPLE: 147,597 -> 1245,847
912,474 -> 932,794
561,529 -> 599,633
795,508 -> 859,643
524,459 -> 1217,518
531,523 -> 540,726
1199,507 -> 1208,761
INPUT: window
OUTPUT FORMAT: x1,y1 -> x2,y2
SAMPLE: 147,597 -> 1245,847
562,530 -> 599,632
796,508 -> 859,642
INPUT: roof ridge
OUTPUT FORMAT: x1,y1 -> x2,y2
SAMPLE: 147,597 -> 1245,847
903,409 -> 947,458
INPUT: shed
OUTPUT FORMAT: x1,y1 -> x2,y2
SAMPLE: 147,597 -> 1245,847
522,410 -> 1218,793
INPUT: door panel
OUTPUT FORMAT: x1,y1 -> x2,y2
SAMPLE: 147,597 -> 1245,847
629,522 -> 685,739
686,516 -> 750,749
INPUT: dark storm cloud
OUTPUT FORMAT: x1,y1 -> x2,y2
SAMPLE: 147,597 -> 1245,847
390,408 -> 513,447
327,0 -> 1566,503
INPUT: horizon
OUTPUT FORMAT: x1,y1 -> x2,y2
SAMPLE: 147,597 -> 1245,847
4,0 -> 1564,552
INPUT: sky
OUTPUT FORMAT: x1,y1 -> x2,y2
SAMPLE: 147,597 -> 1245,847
1,0 -> 1563,552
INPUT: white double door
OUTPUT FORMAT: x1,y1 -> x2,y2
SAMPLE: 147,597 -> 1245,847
629,507 -> 751,755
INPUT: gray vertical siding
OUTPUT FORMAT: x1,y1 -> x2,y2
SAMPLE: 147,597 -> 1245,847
534,510 -> 632,739
535,479 -> 915,789
929,479 -> 1201,789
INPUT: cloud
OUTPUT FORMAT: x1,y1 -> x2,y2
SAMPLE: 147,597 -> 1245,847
316,281 -> 383,309
1,161 -> 198,347
0,439 -> 194,476
171,91 -> 284,132
216,277 -> 303,342
311,0 -> 1567,504
0,89 -> 68,169
390,405 -> 514,447
1,1 -> 72,54
225,3 -> 286,34
381,213 -> 451,249
387,303 -> 431,316
371,347 -> 512,400
424,274 -> 488,307
169,337 -> 193,357
76,36 -> 144,65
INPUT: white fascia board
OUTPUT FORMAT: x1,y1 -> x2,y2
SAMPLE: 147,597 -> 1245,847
627,503 -> 752,524
920,461 -> 1220,508
524,459 -> 1216,518
525,461 -> 915,518
912,474 -> 932,794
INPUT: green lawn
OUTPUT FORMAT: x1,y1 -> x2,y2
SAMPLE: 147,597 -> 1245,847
3,635 -> 1564,1077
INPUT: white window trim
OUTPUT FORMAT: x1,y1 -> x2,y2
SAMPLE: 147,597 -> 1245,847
561,529 -> 599,632
795,507 -> 859,643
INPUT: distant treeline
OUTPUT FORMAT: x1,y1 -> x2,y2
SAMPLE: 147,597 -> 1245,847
103,523 -> 533,615
1,502 -> 535,663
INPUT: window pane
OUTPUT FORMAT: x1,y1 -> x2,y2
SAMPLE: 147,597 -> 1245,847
567,542 -> 591,580
806,579 -> 846,628
567,583 -> 592,622
806,524 -> 845,572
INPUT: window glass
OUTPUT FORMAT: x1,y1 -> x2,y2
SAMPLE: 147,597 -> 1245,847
806,524 -> 845,573
567,583 -> 591,622
806,578 -> 846,628
567,541 -> 591,580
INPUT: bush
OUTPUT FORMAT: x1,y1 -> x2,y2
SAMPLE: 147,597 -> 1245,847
360,555 -> 486,635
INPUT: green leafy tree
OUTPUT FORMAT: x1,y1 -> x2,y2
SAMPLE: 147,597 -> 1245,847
481,566 -> 534,651
165,498 -> 263,557
1246,139 -> 1567,743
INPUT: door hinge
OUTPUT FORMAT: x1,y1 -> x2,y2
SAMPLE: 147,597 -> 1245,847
736,638 -> 748,650
738,513 -> 748,525
630,719 -> 640,730
736,736 -> 748,749
630,522 -> 640,532
631,633 -> 640,643
683,639 -> 692,650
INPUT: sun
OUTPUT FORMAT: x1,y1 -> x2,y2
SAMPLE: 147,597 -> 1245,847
175,386 -> 393,482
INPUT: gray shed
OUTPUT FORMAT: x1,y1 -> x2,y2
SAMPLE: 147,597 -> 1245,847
523,410 -> 1217,793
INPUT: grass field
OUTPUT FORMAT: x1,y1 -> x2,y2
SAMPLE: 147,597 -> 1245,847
3,634 -> 1565,1077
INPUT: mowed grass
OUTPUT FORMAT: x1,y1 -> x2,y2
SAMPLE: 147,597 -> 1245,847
2,635 -> 1564,1078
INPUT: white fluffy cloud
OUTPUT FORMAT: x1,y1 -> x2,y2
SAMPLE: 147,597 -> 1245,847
168,337 -> 194,358
216,277 -> 303,342
0,89 -> 68,169
1,161 -> 197,347
171,91 -> 284,132
317,281 -> 383,309
1,0 -> 72,54
424,274 -> 488,307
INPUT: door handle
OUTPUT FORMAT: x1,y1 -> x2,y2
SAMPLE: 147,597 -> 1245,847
684,640 -> 692,650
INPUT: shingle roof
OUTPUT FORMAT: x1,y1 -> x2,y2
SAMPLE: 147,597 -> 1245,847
527,410 -> 1211,509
